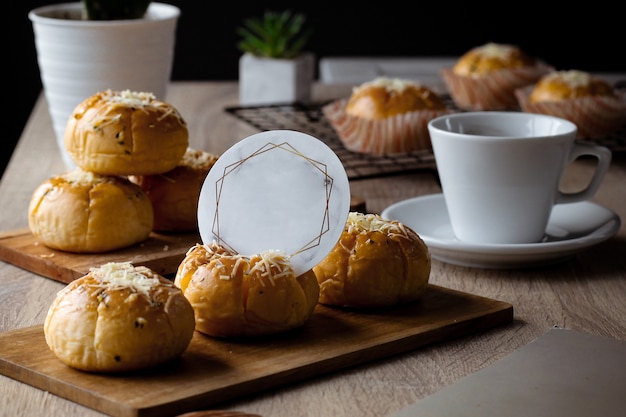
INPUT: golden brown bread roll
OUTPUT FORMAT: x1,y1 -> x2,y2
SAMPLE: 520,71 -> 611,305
28,168 -> 153,253
313,212 -> 431,308
129,148 -> 219,232
44,262 -> 196,372
452,42 -> 536,77
345,77 -> 446,120
175,243 -> 320,338
64,90 -> 189,176
529,70 -> 616,103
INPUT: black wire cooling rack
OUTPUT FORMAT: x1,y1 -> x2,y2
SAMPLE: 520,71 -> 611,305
224,102 -> 437,181
225,98 -> 626,181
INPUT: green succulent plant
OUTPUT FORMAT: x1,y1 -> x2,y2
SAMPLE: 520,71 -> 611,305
81,0 -> 151,20
236,10 -> 313,59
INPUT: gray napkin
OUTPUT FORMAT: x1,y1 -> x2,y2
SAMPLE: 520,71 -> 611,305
390,327 -> 626,417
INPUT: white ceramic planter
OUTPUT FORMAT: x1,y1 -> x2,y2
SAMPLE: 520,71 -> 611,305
239,52 -> 314,106
29,2 -> 180,169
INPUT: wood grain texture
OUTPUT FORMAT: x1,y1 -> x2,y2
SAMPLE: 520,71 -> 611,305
0,284 -> 512,417
0,229 -> 202,283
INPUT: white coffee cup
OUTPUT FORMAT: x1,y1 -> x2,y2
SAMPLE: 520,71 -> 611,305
428,111 -> 612,244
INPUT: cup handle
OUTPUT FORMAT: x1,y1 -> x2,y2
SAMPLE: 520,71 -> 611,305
556,142 -> 612,204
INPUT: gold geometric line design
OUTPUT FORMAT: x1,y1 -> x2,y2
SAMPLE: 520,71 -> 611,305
212,141 -> 334,257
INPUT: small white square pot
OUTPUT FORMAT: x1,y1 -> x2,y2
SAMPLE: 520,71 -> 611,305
239,52 -> 314,106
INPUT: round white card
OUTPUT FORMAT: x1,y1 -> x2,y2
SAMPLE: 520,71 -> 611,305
198,130 -> 351,276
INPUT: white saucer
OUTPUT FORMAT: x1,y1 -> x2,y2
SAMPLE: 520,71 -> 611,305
381,194 -> 621,269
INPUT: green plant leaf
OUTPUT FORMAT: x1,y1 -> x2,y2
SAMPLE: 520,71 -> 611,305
236,10 -> 312,59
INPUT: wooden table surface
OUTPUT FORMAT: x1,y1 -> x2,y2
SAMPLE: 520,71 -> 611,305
1,81 -> 625,417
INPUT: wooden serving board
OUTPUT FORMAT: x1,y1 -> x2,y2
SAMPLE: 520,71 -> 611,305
0,197 -> 366,284
0,284 -> 513,417
0,228 -> 202,283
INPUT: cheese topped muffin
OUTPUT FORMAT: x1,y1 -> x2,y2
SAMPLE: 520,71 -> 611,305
323,77 -> 451,155
345,77 -> 447,119
529,70 -> 616,102
516,69 -> 626,139
452,42 -> 537,77
441,42 -> 551,110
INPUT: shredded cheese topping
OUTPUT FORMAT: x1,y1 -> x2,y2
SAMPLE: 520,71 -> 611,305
199,243 -> 293,284
62,168 -> 109,186
88,262 -> 163,297
345,212 -> 411,240
89,89 -> 186,132
107,90 -> 157,107
249,250 -> 294,285
475,42 -> 518,59
103,89 -> 176,118
353,76 -> 421,93
542,70 -> 591,88
179,148 -> 220,170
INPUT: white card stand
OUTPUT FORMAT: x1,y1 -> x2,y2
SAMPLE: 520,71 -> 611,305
198,130 -> 351,276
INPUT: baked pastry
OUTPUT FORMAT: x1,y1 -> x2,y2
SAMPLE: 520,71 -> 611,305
313,212 -> 431,308
28,168 -> 153,253
344,77 -> 447,119
528,70 -> 616,102
516,70 -> 626,139
441,42 -> 551,110
44,262 -> 195,372
129,148 -> 219,232
323,77 -> 451,155
452,42 -> 536,76
64,89 -> 189,176
175,242 -> 320,338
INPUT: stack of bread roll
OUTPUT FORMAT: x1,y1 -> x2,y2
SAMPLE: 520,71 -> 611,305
28,90 -> 200,253
36,91 -> 217,372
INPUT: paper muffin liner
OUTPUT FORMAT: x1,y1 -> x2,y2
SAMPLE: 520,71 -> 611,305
322,99 -> 453,156
441,63 -> 552,111
515,86 -> 626,139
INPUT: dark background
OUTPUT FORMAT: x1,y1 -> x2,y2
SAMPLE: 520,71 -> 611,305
5,0 -> 624,179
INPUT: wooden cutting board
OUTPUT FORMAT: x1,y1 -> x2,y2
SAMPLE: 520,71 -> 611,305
0,228 -> 201,283
0,284 -> 513,417
0,197 -> 366,284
